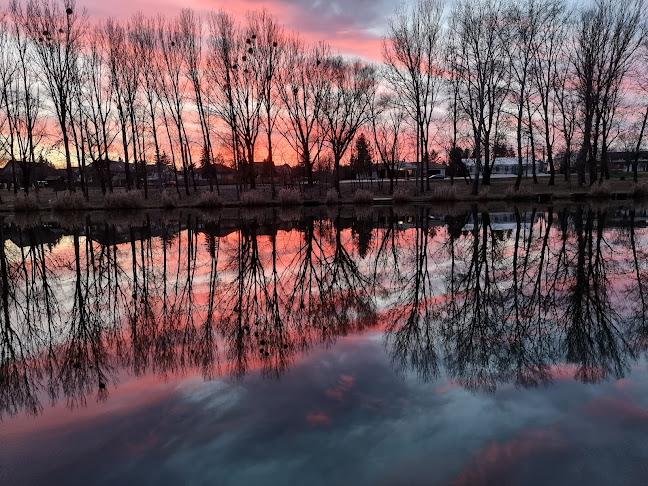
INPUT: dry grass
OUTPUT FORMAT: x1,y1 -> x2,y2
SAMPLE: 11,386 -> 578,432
427,185 -> 458,202
104,191 -> 144,210
392,187 -> 412,204
588,182 -> 612,199
352,189 -> 374,204
197,191 -> 222,208
277,206 -> 302,222
161,192 -> 179,209
632,182 -> 648,199
504,185 -> 535,201
277,188 -> 302,206
13,194 -> 39,212
52,192 -> 87,211
12,211 -> 42,228
240,189 -> 265,207
476,186 -> 491,201
325,188 -> 339,205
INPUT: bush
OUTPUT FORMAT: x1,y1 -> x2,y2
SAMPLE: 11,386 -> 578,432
325,188 -> 339,205
589,182 -> 612,199
52,192 -> 87,211
632,182 -> 648,199
197,192 -> 222,208
352,189 -> 374,204
104,191 -> 144,210
392,187 -> 412,204
428,185 -> 458,202
240,189 -> 265,206
13,194 -> 39,212
277,188 -> 302,206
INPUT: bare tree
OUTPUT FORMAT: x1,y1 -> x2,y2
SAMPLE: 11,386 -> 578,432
530,0 -> 569,186
448,0 -> 510,195
83,29 -> 115,194
322,57 -> 376,195
572,0 -> 645,185
179,9 -> 216,193
383,0 -> 444,193
207,11 -> 264,190
8,1 -> 46,194
23,0 -> 86,192
248,9 -> 284,198
631,40 -> 648,182
157,15 -> 193,195
105,19 -> 134,191
503,0 -> 543,190
0,10 -> 18,195
276,38 -> 330,187
369,93 -> 407,194
131,14 -> 164,193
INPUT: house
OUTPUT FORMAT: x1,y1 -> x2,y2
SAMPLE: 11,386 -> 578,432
377,161 -> 447,180
607,151 -> 648,173
462,211 -> 543,232
462,157 -> 544,177
44,175 -> 67,190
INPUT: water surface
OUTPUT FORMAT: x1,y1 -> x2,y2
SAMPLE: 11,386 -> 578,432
2,204 -> 648,485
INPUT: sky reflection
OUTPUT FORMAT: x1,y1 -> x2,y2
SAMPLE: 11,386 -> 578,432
4,333 -> 648,486
3,205 -> 648,485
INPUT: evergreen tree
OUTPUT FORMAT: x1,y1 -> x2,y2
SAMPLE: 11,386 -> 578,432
350,133 -> 373,179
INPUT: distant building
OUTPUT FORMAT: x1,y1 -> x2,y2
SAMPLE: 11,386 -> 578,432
462,157 -> 544,177
376,161 -> 447,180
44,175 -> 67,190
607,151 -> 648,173
462,211 -> 543,232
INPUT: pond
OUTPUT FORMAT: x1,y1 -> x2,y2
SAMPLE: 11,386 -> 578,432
2,204 -> 648,485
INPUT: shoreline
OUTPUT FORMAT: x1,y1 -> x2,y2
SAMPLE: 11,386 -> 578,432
1,179 -> 647,213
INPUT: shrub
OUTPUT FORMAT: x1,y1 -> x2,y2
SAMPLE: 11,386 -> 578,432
325,188 -> 339,205
277,188 -> 302,206
632,182 -> 648,199
104,191 -> 144,210
392,187 -> 412,204
197,192 -> 222,208
52,192 -> 87,211
240,189 -> 265,207
13,194 -> 39,212
428,185 -> 458,202
589,182 -> 612,199
352,189 -> 374,204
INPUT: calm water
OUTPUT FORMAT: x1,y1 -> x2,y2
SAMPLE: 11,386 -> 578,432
2,204 -> 648,485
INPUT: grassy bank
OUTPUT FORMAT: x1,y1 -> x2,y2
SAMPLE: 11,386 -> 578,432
1,178 -> 647,213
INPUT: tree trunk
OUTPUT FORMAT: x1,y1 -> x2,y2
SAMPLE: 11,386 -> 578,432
632,105 -> 648,183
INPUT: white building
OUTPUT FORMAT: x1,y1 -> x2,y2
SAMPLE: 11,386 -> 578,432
462,157 -> 544,177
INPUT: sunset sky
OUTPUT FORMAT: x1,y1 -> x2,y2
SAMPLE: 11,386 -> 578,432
83,0 -> 398,61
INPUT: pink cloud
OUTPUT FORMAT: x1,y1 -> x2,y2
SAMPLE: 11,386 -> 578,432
306,411 -> 332,427
452,428 -> 566,486
587,397 -> 648,422
82,0 -> 386,61
325,374 -> 355,401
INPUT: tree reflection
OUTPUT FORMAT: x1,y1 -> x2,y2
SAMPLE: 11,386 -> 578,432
1,205 -> 648,416
560,207 -> 633,383
386,207 -> 440,382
